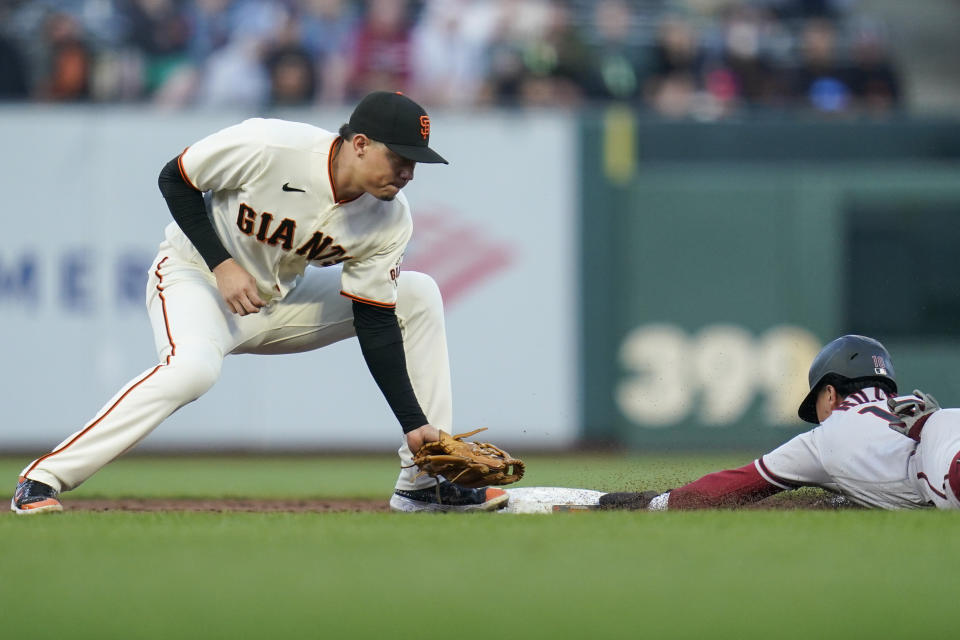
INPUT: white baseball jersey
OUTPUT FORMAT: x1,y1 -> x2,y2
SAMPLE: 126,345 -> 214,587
757,387 -> 931,509
22,117 -> 453,495
170,118 -> 411,306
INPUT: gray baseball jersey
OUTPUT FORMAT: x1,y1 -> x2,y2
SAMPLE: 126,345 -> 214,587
758,387 -> 931,509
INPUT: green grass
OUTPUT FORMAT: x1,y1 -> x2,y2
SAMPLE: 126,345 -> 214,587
0,452 -> 747,498
2,454 -> 957,639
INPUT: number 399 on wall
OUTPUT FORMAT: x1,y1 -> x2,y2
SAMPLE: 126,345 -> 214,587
615,324 -> 822,428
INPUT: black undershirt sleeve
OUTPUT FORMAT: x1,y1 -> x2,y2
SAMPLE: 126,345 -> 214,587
157,156 -> 232,271
353,300 -> 429,433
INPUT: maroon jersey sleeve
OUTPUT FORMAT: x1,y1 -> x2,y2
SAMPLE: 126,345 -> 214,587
667,462 -> 787,509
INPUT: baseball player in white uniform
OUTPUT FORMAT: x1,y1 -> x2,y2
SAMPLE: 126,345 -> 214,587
12,91 -> 508,514
600,335 -> 960,511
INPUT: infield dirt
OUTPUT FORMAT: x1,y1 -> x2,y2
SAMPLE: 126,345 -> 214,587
60,491 -> 857,512
65,498 -> 391,512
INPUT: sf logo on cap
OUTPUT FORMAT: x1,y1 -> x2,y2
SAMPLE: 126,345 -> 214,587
419,115 -> 430,140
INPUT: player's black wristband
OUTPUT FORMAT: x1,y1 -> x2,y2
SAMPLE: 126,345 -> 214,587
157,156 -> 232,271
353,300 -> 429,433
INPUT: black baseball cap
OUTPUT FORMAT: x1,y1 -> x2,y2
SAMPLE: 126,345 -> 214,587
348,91 -> 448,164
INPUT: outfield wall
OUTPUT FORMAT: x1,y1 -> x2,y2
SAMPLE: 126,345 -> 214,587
0,107 -> 578,451
581,109 -> 960,450
3,106 -> 959,453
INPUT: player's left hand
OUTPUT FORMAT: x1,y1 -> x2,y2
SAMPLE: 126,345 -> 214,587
408,428 -> 524,488
887,389 -> 940,441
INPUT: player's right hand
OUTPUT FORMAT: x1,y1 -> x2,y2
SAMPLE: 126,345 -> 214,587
887,389 -> 940,441
212,258 -> 266,316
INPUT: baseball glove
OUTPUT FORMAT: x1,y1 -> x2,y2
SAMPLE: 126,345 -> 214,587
410,428 -> 524,488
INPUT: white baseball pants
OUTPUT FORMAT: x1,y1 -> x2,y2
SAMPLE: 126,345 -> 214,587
913,408 -> 960,509
22,246 -> 453,492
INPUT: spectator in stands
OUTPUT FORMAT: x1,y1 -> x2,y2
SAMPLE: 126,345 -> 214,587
410,0 -> 493,108
191,0 -> 285,108
769,0 -> 848,20
646,15 -> 702,118
788,17 -> 855,114
514,0 -> 591,107
297,0 -> 358,104
119,0 -> 192,98
185,0 -> 236,64
847,24 -> 901,115
581,0 -> 649,104
0,0 -> 925,116
0,8 -> 30,100
263,14 -> 316,106
193,38 -> 269,107
481,0 -> 537,106
265,48 -> 315,106
149,0 -> 236,106
482,0 -> 593,108
702,5 -> 782,114
346,0 -> 414,99
34,11 -> 94,102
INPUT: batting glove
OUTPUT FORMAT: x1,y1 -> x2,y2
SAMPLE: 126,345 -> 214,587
887,389 -> 940,441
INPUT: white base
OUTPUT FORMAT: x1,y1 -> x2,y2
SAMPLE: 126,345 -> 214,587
499,487 -> 606,514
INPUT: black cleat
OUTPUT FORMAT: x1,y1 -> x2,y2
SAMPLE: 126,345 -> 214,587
598,491 -> 661,510
390,479 -> 508,512
11,476 -> 63,515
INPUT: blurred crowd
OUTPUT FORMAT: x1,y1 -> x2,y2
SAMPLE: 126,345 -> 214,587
0,0 -> 903,118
